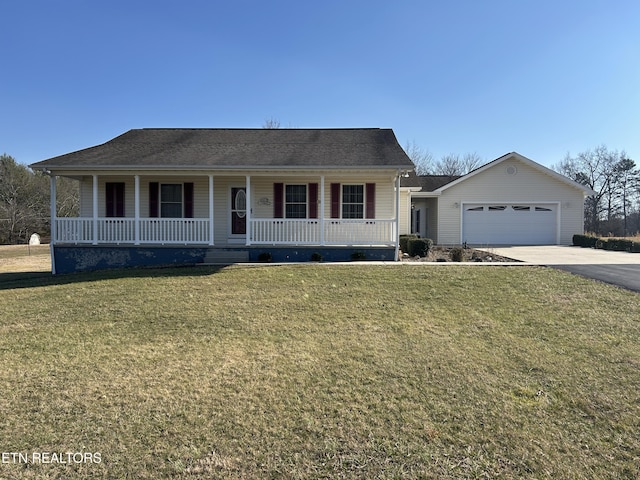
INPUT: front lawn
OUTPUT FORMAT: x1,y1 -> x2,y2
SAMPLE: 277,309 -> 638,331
0,265 -> 638,478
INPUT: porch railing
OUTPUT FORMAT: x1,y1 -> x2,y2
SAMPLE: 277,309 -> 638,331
54,217 -> 397,246
250,218 -> 396,246
139,219 -> 209,244
54,218 -> 210,244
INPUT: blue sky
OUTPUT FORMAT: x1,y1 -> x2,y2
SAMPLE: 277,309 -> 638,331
2,0 -> 639,168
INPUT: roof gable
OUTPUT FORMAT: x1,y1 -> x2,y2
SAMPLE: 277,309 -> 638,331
30,128 -> 415,171
433,152 -> 595,196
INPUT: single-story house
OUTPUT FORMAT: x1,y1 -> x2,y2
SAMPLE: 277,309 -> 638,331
400,152 -> 595,245
31,130 -> 595,274
30,128 -> 414,273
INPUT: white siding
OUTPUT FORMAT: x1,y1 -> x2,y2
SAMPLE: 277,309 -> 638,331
437,157 -> 585,245
399,189 -> 412,235
74,172 -> 399,246
79,177 -> 92,217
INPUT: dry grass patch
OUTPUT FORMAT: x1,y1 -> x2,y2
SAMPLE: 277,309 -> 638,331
0,244 -> 51,273
0,265 -> 639,478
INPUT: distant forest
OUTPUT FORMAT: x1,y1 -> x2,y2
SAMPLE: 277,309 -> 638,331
0,154 -> 78,244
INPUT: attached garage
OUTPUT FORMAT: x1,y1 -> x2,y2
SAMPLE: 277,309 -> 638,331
401,152 -> 596,245
462,203 -> 557,245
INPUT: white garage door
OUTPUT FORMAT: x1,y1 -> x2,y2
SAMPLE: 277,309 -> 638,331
462,204 -> 557,245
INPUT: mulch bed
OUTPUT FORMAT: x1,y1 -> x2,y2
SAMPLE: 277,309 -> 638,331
400,246 -> 519,263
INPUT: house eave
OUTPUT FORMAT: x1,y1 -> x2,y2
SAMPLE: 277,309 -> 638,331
410,191 -> 441,198
31,164 -> 414,174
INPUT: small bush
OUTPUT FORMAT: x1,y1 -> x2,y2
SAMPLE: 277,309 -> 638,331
351,251 -> 366,261
604,239 -> 633,252
399,234 -> 418,254
573,234 -> 598,248
632,242 -> 640,253
449,247 -> 464,262
310,252 -> 323,262
257,252 -> 272,262
407,238 -> 433,257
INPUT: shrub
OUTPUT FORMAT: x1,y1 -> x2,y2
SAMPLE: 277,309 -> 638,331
407,238 -> 433,257
449,247 -> 464,262
257,252 -> 272,262
604,239 -> 633,252
632,242 -> 640,253
310,252 -> 323,262
573,234 -> 598,248
399,234 -> 418,254
351,251 -> 366,261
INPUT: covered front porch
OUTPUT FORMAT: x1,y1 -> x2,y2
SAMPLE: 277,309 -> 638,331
49,172 -> 400,248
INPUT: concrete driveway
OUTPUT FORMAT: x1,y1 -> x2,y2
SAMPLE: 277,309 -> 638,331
486,245 -> 640,265
484,246 -> 640,293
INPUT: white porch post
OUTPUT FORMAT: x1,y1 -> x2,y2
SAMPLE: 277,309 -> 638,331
50,174 -> 57,274
245,175 -> 251,246
320,175 -> 325,245
134,175 -> 140,245
92,175 -> 98,245
50,175 -> 57,245
209,174 -> 215,245
394,173 -> 401,261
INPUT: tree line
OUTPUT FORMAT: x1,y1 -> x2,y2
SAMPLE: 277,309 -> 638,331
0,154 -> 78,244
553,146 -> 639,237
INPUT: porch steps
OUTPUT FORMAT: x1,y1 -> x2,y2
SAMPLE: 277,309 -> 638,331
202,249 -> 250,265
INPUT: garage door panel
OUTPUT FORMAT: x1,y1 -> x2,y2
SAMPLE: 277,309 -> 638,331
463,204 -> 556,245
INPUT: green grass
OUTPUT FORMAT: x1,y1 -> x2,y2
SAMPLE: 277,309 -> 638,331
0,264 -> 639,479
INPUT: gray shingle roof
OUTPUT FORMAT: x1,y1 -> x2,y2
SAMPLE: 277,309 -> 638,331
31,128 -> 415,170
400,172 -> 460,191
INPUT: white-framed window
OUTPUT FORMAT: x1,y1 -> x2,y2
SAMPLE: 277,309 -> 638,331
160,184 -> 183,218
285,184 -> 307,218
342,184 -> 364,219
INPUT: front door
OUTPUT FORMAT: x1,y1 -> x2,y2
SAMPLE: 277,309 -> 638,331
231,187 -> 246,235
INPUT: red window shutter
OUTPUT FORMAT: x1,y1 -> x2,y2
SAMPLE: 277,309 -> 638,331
308,183 -> 318,219
106,182 -> 125,217
115,183 -> 125,217
106,183 -> 115,217
149,182 -> 159,217
184,182 -> 194,218
274,183 -> 284,218
330,183 -> 340,218
366,183 -> 376,219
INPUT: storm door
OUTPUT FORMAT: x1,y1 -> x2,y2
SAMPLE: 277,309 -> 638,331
231,187 -> 247,235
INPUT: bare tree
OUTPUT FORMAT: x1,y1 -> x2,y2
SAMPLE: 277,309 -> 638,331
262,118 -> 281,129
0,154 -> 79,243
0,154 -> 47,243
404,141 -> 433,175
403,141 -> 483,176
554,145 -> 633,235
433,152 -> 482,176
614,157 -> 640,236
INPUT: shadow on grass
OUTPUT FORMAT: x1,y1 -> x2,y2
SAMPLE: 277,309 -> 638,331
0,265 -> 227,291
